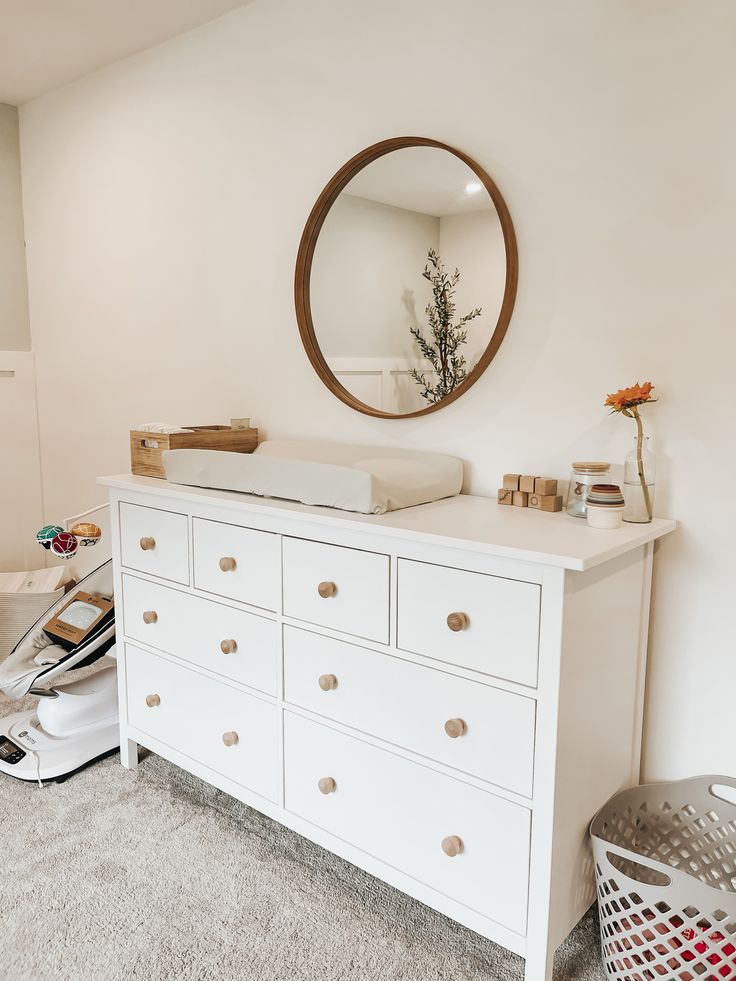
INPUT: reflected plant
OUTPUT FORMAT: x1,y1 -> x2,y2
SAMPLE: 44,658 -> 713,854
409,249 -> 481,404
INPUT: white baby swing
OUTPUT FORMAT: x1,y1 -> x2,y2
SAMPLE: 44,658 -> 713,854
0,559 -> 119,784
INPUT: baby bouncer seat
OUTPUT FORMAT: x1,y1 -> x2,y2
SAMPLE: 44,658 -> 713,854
0,559 -> 118,783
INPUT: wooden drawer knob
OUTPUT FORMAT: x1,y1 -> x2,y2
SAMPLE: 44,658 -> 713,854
139,537 -> 156,551
318,777 -> 337,795
142,610 -> 158,624
441,835 -> 464,857
317,581 -> 337,599
222,731 -> 239,747
446,612 -> 469,632
444,718 -> 467,739
145,693 -> 161,708
318,673 -> 338,692
219,556 -> 237,572
220,638 -> 238,655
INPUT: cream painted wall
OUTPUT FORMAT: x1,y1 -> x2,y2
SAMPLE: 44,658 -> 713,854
0,103 -> 30,351
438,208 -> 506,365
313,193 -> 438,358
0,104 -> 42,570
17,0 -> 736,780
0,351 -> 44,571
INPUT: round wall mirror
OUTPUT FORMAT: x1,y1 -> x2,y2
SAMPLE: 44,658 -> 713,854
295,137 -> 518,418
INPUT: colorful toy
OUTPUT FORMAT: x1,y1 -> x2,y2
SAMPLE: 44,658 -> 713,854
36,525 -> 64,550
498,475 -> 563,512
37,519 -> 103,556
49,532 -> 78,560
70,522 -> 102,547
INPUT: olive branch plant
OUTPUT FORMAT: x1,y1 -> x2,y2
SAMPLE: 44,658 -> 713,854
409,249 -> 482,404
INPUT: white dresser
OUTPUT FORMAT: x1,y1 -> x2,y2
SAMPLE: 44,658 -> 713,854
100,474 -> 675,981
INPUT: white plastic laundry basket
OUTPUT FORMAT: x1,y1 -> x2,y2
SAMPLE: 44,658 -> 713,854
590,776 -> 736,981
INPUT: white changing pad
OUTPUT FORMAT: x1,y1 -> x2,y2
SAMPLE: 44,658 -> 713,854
162,440 -> 463,514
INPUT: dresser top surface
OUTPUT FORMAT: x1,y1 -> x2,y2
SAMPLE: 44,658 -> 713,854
99,473 -> 675,572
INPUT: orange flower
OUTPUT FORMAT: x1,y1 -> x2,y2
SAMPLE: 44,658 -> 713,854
604,381 -> 655,413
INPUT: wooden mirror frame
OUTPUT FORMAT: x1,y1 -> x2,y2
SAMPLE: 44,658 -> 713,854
295,136 -> 518,419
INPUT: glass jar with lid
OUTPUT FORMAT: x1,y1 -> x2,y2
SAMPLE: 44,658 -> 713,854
566,462 -> 611,517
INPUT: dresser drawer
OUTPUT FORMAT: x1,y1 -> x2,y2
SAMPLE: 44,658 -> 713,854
126,644 -> 278,800
123,574 -> 277,696
282,538 -> 389,643
398,560 -> 540,687
119,502 -> 189,585
284,712 -> 530,934
193,518 -> 280,612
284,627 -> 535,797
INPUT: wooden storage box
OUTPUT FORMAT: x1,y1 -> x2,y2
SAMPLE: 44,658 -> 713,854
130,426 -> 259,479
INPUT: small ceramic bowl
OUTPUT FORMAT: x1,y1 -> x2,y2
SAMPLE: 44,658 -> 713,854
586,484 -> 625,530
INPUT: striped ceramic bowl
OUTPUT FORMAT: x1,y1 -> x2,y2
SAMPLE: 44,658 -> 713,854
586,484 -> 625,507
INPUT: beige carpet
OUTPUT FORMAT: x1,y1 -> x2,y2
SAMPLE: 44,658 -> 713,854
0,669 -> 607,981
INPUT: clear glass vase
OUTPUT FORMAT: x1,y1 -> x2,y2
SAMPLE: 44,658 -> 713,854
623,436 -> 655,523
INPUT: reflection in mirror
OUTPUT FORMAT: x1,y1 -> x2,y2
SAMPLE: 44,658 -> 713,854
309,146 -> 508,415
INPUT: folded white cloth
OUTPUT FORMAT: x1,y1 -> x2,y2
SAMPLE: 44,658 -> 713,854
135,423 -> 193,434
136,423 -> 194,448
0,568 -> 71,662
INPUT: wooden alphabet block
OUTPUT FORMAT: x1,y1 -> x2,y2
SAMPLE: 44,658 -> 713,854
528,493 -> 563,512
534,477 -> 558,496
497,488 -> 514,506
503,474 -> 521,491
519,475 -> 537,494
513,491 -> 529,507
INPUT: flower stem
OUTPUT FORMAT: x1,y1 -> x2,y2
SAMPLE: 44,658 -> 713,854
632,407 -> 653,521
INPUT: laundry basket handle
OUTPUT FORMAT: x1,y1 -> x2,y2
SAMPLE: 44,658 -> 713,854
667,774 -> 736,810
600,841 -> 673,889
707,776 -> 736,809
